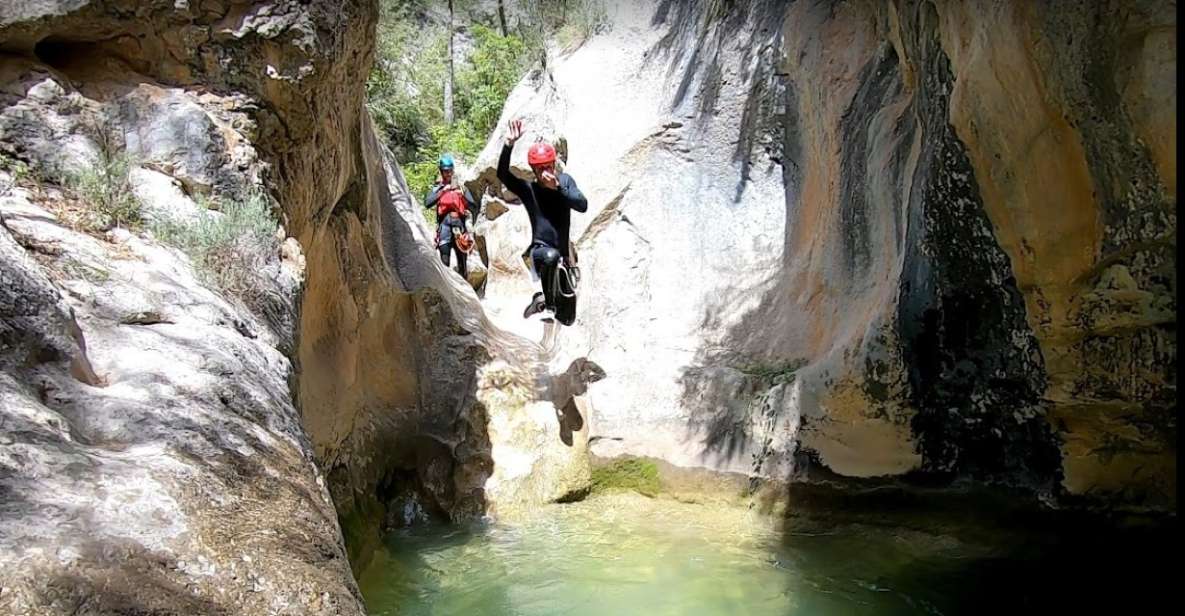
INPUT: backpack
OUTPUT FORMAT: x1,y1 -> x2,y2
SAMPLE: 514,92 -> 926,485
437,187 -> 468,219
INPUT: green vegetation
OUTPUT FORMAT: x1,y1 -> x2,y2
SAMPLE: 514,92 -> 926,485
3,129 -> 277,313
3,120 -> 142,233
537,0 -> 611,51
369,18 -> 529,204
151,190 -> 279,310
457,25 -> 530,142
367,2 -> 440,163
66,134 -> 141,232
514,0 -> 610,48
60,257 -> 112,284
367,0 -> 609,216
736,359 -> 805,385
0,152 -> 31,196
590,457 -> 661,497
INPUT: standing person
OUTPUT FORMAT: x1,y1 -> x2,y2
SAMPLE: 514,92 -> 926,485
496,119 -> 588,325
424,154 -> 479,279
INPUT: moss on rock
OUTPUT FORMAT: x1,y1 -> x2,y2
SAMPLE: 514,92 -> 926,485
590,457 -> 661,497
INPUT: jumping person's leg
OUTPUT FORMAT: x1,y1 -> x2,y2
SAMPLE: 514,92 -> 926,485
530,244 -> 562,310
523,243 -> 561,319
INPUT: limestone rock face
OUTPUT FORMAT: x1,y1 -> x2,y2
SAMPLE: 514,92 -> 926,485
0,1 -> 375,612
468,0 -> 811,482
0,210 -> 97,387
0,179 -> 361,613
773,0 -> 1175,509
471,0 -> 1174,511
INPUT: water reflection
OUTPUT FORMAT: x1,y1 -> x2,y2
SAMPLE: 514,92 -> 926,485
359,492 -> 1173,615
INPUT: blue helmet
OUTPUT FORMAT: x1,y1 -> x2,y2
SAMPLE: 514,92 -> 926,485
438,154 -> 455,170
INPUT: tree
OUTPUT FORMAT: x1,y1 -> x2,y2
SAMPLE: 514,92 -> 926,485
444,0 -> 456,125
497,0 -> 508,36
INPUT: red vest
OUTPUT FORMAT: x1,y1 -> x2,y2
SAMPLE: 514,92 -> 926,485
437,188 -> 467,219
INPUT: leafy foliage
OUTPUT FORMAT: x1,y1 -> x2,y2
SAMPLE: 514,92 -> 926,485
66,129 -> 141,231
368,1 -> 609,209
556,0 -> 612,50
516,0 -> 609,54
151,190 -> 280,311
0,152 -> 31,197
367,12 -> 446,162
456,25 -> 528,136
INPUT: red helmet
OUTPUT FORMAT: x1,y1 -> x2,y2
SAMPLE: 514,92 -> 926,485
527,142 -> 556,166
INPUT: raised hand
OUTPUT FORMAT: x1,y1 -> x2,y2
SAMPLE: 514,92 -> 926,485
506,118 -> 524,147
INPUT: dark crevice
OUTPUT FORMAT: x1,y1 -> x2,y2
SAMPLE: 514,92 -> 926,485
33,37 -> 89,71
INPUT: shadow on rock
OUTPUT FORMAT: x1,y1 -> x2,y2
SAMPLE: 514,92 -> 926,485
545,357 -> 605,446
556,397 -> 584,447
33,540 -> 233,616
546,357 -> 606,409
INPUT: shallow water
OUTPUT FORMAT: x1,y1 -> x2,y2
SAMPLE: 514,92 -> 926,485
358,492 -> 1170,615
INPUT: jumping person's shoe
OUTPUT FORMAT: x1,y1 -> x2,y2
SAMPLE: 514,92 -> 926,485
522,292 -> 547,319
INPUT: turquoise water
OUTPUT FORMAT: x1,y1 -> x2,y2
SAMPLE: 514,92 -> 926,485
358,492 -> 1170,615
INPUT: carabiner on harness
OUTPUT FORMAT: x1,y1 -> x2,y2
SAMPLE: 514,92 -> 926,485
555,262 -> 578,299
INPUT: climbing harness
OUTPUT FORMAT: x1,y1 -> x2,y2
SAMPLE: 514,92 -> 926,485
519,248 -> 578,298
555,243 -> 580,298
563,244 -> 580,295
555,262 -> 576,299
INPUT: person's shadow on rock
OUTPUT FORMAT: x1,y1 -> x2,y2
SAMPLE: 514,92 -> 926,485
551,358 -> 605,446
557,398 -> 584,446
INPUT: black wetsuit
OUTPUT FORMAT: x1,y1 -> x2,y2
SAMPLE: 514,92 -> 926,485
424,183 -> 479,277
496,143 -> 588,313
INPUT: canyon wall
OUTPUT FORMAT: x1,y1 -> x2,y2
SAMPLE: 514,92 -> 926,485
470,0 -> 1175,510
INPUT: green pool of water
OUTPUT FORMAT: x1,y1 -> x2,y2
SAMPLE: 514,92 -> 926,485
358,492 -> 1170,615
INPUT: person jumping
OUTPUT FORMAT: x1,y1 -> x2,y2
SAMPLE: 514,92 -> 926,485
496,119 -> 588,325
